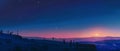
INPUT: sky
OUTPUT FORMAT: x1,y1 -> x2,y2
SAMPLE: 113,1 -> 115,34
0,0 -> 120,38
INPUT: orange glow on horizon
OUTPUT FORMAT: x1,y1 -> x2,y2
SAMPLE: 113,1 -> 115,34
21,27 -> 120,38
94,33 -> 100,37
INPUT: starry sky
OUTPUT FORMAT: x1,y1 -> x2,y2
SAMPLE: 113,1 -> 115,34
1,0 -> 120,38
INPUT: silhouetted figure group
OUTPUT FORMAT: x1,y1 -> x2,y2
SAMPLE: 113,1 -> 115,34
62,39 -> 97,51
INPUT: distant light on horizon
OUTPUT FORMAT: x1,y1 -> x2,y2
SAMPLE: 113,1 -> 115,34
19,27 -> 120,38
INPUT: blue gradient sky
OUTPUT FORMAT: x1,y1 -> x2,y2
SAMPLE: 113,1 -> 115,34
0,0 -> 120,38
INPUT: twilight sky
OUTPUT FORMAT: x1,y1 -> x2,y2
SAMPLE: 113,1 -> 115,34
1,0 -> 120,38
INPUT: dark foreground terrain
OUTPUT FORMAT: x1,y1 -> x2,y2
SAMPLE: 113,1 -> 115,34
0,32 -> 97,51
2,32 -> 120,51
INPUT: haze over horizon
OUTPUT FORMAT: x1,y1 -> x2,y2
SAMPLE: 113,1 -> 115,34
0,0 -> 120,38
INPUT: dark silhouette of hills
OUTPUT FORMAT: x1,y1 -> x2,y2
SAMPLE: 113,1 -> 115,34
0,32 -> 97,51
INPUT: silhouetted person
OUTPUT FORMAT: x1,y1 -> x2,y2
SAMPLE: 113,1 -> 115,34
63,39 -> 66,44
10,32 -> 13,35
69,40 -> 73,47
52,37 -> 55,40
75,42 -> 79,48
